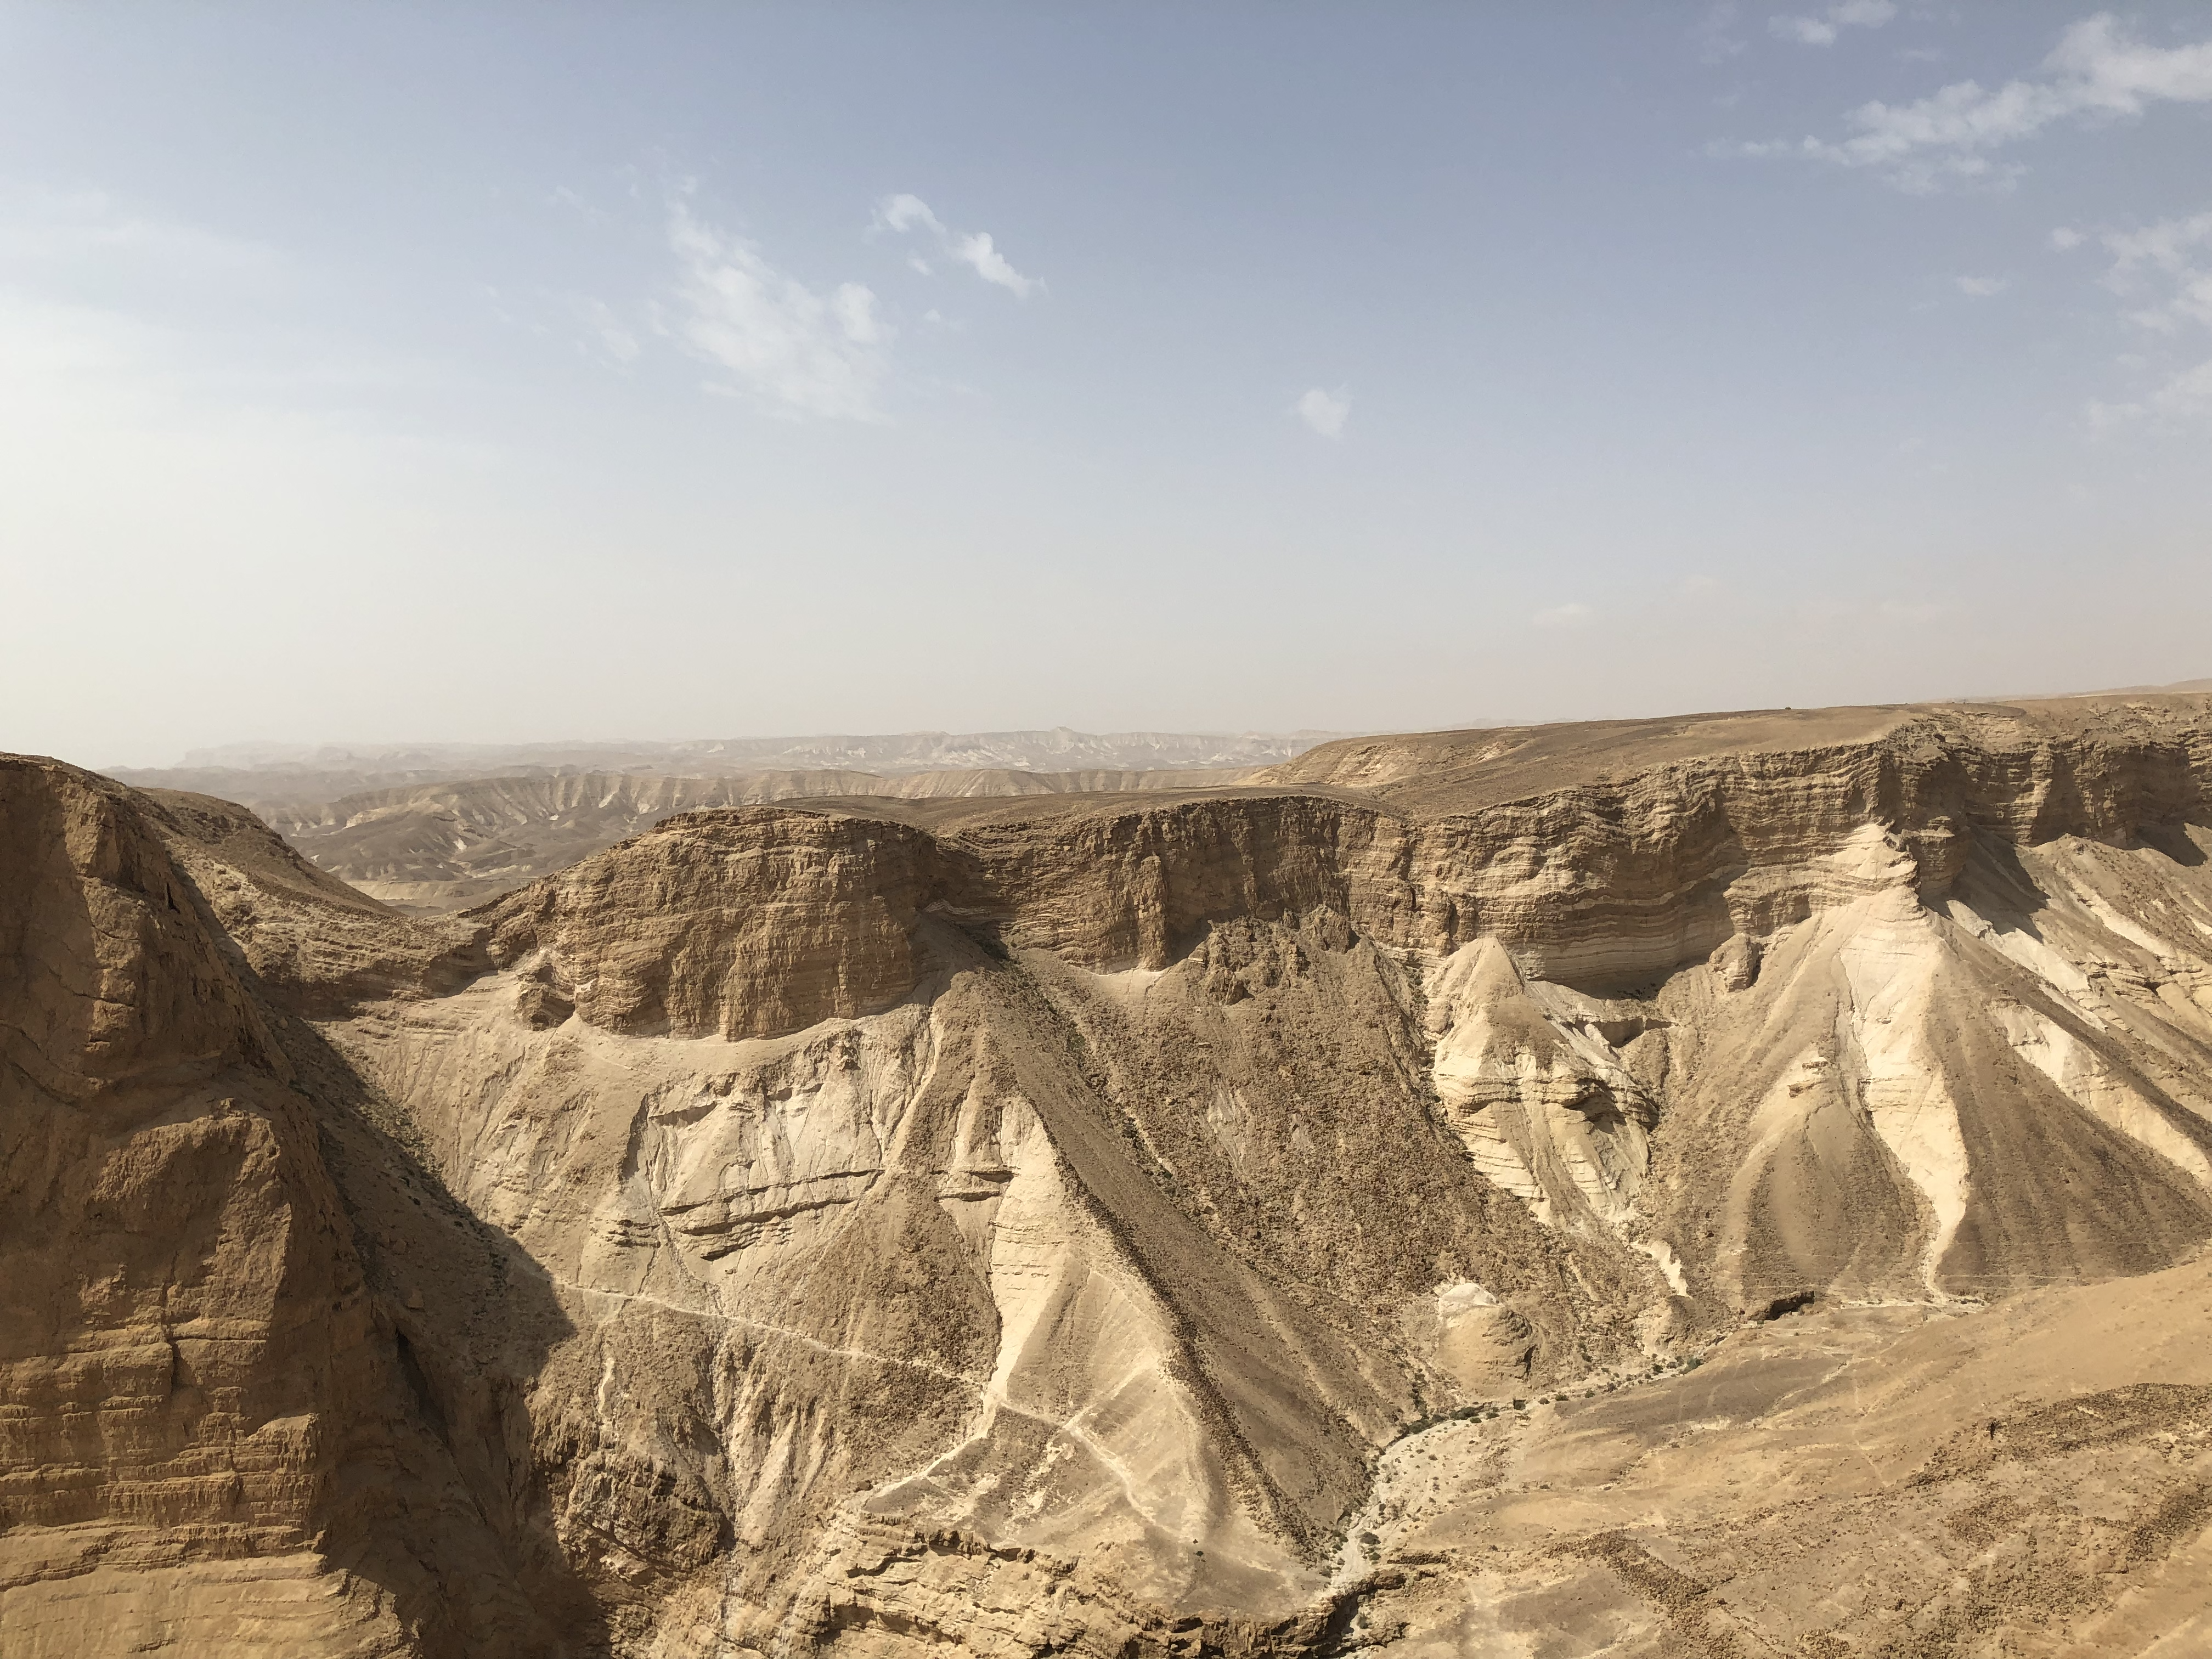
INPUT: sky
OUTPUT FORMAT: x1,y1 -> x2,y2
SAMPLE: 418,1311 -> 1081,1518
3,3 -> 2209,769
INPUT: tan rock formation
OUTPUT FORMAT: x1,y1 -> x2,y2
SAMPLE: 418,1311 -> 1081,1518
251,768 -> 1272,913
7,692 -> 2212,1655
0,759 -> 597,1658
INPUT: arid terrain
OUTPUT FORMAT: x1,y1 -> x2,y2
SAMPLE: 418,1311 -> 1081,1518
8,694 -> 2212,1657
110,731 -> 1340,820
244,767 -> 1282,913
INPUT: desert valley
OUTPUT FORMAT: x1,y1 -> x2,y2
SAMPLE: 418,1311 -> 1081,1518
8,692 -> 2212,1657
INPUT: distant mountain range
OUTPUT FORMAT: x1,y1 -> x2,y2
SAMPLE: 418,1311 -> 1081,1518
113,727 -> 1351,812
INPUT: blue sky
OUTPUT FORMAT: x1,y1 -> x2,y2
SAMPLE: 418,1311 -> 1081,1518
3,3 -> 2209,766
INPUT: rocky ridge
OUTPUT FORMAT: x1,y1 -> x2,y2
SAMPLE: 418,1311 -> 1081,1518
255,767 -> 1274,913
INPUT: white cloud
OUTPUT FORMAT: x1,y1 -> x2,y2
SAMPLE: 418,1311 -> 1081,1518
2102,212 -> 2212,335
665,201 -> 888,421
1695,2 -> 1750,64
0,188 -> 286,289
2091,358 -> 2212,427
1533,601 -> 1594,628
1955,275 -> 2009,297
2152,358 -> 2212,415
2080,208 -> 2212,427
1294,386 -> 1349,437
2050,225 -> 2085,250
0,188 -> 450,407
487,285 -> 648,370
578,297 -> 640,365
952,232 -> 1035,297
1774,19 -> 1838,47
1769,1 -> 1896,48
2105,212 -> 2212,277
1730,14 -> 2212,192
877,194 -> 1039,298
878,194 -> 944,237
831,283 -> 884,345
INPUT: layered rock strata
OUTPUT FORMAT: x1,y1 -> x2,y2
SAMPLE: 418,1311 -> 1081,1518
232,767 -> 1275,913
4,693 -> 2211,1656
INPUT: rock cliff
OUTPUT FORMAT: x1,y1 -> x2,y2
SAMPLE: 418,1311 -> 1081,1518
7,693 -> 2212,1656
245,767 -> 1269,914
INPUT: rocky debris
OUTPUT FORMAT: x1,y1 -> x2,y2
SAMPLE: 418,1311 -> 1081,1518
1326,1266 -> 2212,1658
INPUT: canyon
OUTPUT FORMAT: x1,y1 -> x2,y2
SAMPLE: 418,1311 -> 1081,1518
7,693 -> 2212,1657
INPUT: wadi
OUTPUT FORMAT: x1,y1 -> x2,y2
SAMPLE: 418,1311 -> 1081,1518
6,693 -> 2212,1658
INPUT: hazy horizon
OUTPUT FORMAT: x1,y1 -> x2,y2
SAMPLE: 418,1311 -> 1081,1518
8,4 -> 2211,770
98,665 -> 2212,778
123,726 -> 1363,774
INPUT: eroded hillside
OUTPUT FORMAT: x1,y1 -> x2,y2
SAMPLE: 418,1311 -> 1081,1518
6,694 -> 2212,1657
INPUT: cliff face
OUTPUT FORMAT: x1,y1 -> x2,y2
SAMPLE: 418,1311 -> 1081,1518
0,760 -> 596,1658
7,695 -> 2212,1658
257,768 -> 1276,916
0,757 -> 381,1652
483,807 -> 944,1042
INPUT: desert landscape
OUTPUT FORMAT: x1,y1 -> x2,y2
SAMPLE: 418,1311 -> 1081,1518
8,692 -> 2212,1657
12,9 -> 2212,1654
